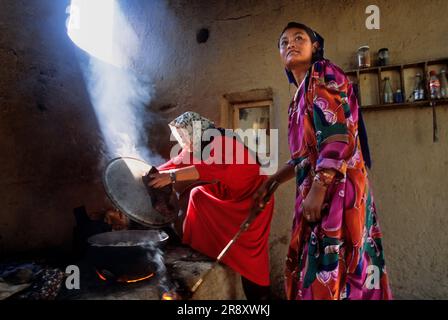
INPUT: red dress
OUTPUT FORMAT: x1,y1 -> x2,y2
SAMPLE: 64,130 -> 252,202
158,135 -> 274,286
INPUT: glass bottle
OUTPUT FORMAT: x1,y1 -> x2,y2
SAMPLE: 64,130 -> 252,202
413,73 -> 425,101
439,69 -> 448,99
383,77 -> 394,104
429,70 -> 441,99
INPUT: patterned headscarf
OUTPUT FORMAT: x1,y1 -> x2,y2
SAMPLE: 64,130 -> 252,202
169,111 -> 216,152
278,22 -> 325,87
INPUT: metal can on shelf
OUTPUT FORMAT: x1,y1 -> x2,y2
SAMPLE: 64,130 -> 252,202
357,46 -> 371,68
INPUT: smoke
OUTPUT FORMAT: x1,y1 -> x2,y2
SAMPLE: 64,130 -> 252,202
144,242 -> 176,294
83,58 -> 164,165
67,0 -> 165,166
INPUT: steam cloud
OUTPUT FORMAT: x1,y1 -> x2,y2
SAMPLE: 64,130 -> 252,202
68,0 -> 164,165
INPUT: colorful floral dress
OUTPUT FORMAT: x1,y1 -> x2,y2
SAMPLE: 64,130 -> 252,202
285,59 -> 392,300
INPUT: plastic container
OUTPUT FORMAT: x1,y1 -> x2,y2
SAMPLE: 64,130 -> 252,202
429,70 -> 441,99
394,89 -> 403,103
413,73 -> 425,101
357,46 -> 371,68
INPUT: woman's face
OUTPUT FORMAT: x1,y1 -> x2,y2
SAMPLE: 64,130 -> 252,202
170,126 -> 193,152
279,27 -> 315,70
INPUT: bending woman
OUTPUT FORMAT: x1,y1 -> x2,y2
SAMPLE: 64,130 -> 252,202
148,111 -> 274,300
254,22 -> 392,300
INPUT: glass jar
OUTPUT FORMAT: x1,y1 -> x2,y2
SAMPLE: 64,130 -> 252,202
378,48 -> 389,66
357,46 -> 371,68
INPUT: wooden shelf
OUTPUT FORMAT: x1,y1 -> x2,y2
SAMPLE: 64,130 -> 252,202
360,99 -> 448,111
346,58 -> 448,74
346,58 -> 448,111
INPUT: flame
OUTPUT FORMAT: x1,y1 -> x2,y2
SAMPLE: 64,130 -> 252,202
162,291 -> 181,300
96,270 -> 107,281
123,273 -> 154,283
95,270 -> 154,283
162,293 -> 174,300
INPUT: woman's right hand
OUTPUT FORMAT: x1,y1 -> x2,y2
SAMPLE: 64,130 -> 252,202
252,164 -> 295,209
253,179 -> 278,209
147,172 -> 172,188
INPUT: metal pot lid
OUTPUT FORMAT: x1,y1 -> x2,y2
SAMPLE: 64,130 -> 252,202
88,230 -> 169,247
103,157 -> 176,227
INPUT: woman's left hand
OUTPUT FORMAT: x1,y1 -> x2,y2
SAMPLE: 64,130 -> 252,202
147,172 -> 171,188
301,182 -> 327,222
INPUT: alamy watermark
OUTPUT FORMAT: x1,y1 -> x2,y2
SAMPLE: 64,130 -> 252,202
169,121 -> 279,175
366,5 -> 380,30
65,265 -> 80,290
63,263 -> 381,291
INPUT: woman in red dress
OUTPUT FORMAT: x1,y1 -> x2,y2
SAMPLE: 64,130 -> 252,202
148,111 -> 275,300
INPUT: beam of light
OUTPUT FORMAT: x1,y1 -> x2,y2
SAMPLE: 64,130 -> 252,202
67,0 -> 115,66
66,0 -> 164,165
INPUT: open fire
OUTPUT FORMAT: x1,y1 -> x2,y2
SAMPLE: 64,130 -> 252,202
95,269 -> 183,300
95,269 -> 155,284
161,291 -> 181,300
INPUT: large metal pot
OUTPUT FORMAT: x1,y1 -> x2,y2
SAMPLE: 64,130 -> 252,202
87,230 -> 169,282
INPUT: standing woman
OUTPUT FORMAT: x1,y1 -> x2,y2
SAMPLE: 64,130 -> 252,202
254,22 -> 392,300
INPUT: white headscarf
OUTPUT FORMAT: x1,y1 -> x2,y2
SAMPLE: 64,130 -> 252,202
169,111 -> 215,152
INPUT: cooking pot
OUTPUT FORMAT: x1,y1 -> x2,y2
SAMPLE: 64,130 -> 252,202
88,157 -> 177,282
87,229 -> 169,282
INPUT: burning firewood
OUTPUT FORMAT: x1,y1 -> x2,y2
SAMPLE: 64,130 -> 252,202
161,290 -> 182,300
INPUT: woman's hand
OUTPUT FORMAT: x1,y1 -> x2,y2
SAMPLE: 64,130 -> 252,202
252,164 -> 295,209
147,172 -> 171,188
301,182 -> 327,222
253,179 -> 278,209
253,180 -> 270,209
